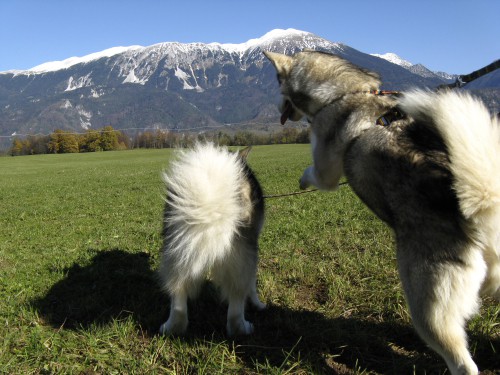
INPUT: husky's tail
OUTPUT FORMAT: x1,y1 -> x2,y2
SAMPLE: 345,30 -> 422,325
399,90 -> 500,234
162,143 -> 246,280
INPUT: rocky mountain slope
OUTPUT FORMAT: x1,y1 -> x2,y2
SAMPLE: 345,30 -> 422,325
1,29 -> 497,139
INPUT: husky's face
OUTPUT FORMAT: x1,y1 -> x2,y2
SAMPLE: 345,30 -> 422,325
263,51 -> 306,125
264,51 -> 381,125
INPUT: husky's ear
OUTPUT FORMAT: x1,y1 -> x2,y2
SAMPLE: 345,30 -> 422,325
263,51 -> 293,77
238,146 -> 252,161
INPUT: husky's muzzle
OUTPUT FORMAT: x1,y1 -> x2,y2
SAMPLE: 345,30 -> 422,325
280,100 -> 303,125
280,101 -> 293,125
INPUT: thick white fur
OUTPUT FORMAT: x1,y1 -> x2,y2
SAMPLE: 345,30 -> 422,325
159,143 -> 265,336
400,90 -> 500,300
399,90 -> 500,374
161,144 -> 246,281
399,90 -> 500,225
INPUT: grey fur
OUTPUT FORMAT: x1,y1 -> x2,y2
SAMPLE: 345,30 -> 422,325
265,50 -> 500,375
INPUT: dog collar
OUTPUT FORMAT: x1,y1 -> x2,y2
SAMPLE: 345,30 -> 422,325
376,108 -> 406,126
313,90 -> 404,126
369,90 -> 401,96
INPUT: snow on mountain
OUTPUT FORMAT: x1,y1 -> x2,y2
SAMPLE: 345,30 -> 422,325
371,52 -> 458,81
215,28 -> 343,55
1,29 -> 441,85
3,29 -> 343,78
371,52 -> 413,68
215,28 -> 309,54
1,29 -> 474,139
24,46 -> 143,74
7,28 -> 344,88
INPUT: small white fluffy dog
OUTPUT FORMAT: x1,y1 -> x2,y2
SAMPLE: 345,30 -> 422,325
158,143 -> 266,336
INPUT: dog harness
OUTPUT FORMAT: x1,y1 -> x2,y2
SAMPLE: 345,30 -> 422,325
368,90 -> 406,127
376,107 -> 406,126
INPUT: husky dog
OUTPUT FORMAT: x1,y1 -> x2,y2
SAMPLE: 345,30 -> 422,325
158,143 -> 266,336
265,50 -> 500,374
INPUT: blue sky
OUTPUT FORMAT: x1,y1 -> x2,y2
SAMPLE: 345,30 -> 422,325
1,0 -> 498,74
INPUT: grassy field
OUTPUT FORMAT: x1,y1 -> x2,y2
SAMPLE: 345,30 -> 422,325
0,145 -> 498,374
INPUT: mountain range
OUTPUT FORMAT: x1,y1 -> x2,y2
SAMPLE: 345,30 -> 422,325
1,29 -> 498,141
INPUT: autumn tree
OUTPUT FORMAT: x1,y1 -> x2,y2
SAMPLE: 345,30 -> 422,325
10,139 -> 23,156
79,130 -> 102,152
99,126 -> 119,151
48,130 -> 79,153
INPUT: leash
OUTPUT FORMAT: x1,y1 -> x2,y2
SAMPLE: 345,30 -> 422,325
373,59 -> 500,126
263,189 -> 318,199
263,182 -> 349,199
438,58 -> 500,90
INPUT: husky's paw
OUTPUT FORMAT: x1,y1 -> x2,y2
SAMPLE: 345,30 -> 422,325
159,316 -> 188,336
227,319 -> 254,336
299,166 -> 315,190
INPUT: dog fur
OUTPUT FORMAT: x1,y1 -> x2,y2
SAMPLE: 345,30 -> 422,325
158,143 -> 266,336
265,50 -> 500,375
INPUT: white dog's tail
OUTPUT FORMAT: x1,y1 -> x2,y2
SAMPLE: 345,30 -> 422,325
162,143 -> 246,278
400,90 -> 500,232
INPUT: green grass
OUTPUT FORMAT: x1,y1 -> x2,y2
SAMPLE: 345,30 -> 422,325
0,145 -> 498,374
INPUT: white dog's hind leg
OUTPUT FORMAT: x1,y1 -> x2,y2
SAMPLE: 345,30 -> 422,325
249,276 -> 266,310
212,241 -> 258,336
226,296 -> 254,336
159,288 -> 189,335
398,246 -> 485,375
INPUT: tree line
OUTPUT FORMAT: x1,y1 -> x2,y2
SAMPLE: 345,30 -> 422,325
10,126 -> 129,156
10,126 -> 310,156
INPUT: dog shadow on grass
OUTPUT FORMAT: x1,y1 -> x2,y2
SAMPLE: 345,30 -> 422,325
32,249 -> 166,332
32,249 -> 499,374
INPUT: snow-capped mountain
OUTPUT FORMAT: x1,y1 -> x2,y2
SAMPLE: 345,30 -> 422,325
19,46 -> 144,74
371,52 -> 457,80
372,53 -> 413,69
0,29 -> 495,139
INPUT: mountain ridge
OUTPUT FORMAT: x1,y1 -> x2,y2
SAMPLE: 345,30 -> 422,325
371,52 -> 456,80
0,29 -> 498,141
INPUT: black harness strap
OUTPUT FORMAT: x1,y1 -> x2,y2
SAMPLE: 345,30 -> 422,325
376,108 -> 406,126
374,59 -> 500,126
368,91 -> 406,127
438,59 -> 500,90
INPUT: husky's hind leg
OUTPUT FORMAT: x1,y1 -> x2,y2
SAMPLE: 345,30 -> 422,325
213,239 -> 260,336
397,245 -> 485,375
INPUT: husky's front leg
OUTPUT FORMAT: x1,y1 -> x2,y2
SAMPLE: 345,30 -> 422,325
300,133 -> 343,191
299,166 -> 318,189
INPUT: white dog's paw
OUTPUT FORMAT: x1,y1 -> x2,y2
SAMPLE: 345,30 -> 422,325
159,316 -> 188,336
252,300 -> 267,311
249,292 -> 267,311
493,286 -> 500,301
227,319 -> 254,336
299,166 -> 315,190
